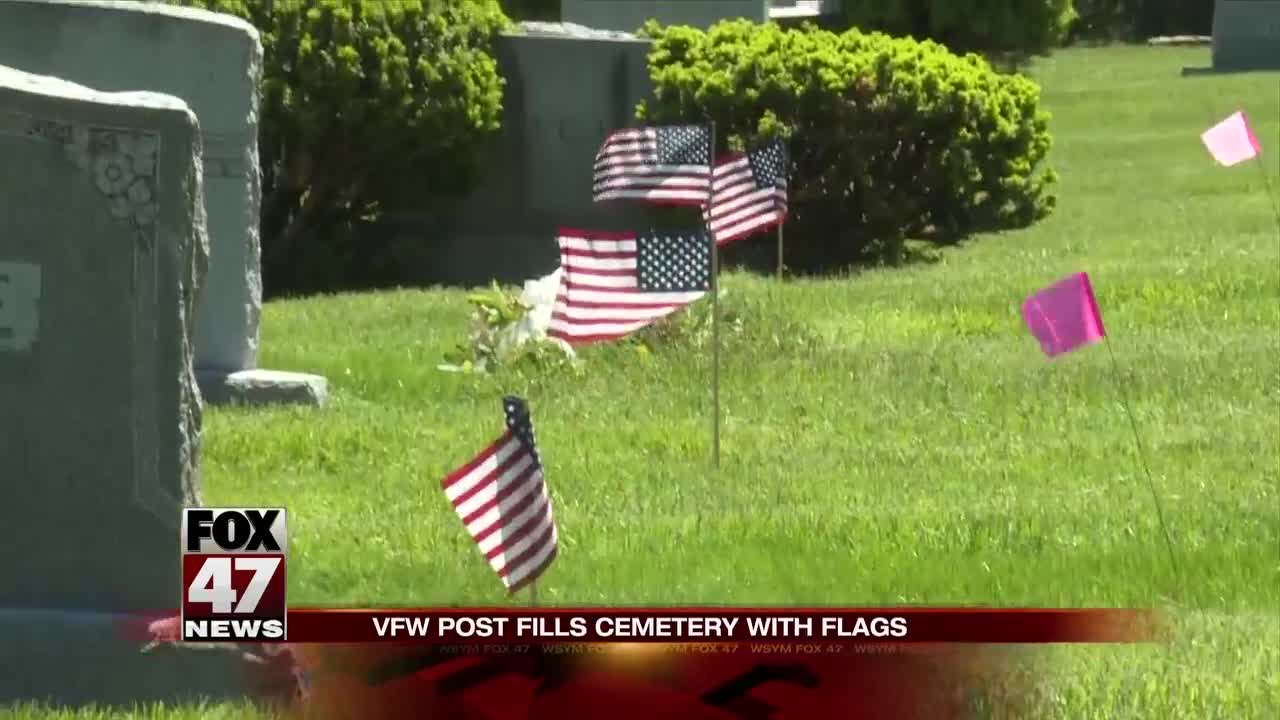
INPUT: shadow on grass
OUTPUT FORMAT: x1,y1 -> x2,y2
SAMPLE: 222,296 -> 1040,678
1181,66 -> 1280,77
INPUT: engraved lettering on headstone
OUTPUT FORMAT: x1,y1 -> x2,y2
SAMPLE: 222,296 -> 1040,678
0,262 -> 41,351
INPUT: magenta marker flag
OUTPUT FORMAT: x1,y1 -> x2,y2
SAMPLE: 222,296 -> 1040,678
1021,272 -> 1106,358
1201,111 -> 1262,167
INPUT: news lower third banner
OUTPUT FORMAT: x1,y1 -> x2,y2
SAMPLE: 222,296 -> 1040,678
246,608 -> 1156,644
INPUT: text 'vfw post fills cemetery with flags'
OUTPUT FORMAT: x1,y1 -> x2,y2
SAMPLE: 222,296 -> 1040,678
442,397 -> 559,597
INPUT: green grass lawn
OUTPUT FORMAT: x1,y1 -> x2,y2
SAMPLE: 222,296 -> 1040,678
10,45 -> 1278,718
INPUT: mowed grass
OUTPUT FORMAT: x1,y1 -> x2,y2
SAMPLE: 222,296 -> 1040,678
11,45 -> 1278,718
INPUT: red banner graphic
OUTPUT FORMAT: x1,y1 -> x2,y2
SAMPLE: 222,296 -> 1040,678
276,607 -> 1157,644
119,608 -> 1163,719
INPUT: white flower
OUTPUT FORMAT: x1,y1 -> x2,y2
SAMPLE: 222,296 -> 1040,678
519,267 -> 563,337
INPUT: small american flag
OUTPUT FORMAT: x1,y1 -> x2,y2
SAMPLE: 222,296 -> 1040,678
592,125 -> 713,205
705,137 -> 789,246
441,397 -> 557,594
548,228 -> 711,345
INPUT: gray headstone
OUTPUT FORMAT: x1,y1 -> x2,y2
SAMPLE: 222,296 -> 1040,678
418,24 -> 676,285
0,0 -> 261,374
0,65 -> 246,706
1212,0 -> 1280,71
560,0 -> 769,32
0,0 -> 329,407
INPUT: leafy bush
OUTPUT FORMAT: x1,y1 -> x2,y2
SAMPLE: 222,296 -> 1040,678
439,283 -> 579,375
166,0 -> 508,296
840,0 -> 1077,57
639,20 -> 1057,271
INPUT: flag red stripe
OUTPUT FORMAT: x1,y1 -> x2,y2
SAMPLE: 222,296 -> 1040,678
505,545 -> 558,595
486,497 -> 552,563
549,311 -> 680,326
450,442 -> 526,508
460,462 -> 538,527
474,479 -> 544,547
550,298 -> 678,310
496,513 -> 556,576
441,431 -> 510,489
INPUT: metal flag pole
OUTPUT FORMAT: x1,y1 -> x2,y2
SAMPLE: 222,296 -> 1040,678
1103,337 -> 1180,583
1256,150 -> 1280,239
708,120 -> 721,469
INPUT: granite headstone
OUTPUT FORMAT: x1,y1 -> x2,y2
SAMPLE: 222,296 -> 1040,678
0,0 -> 327,406
1212,0 -> 1280,71
0,64 -> 246,706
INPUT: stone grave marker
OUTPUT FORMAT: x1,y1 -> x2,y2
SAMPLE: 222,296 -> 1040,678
0,0 -> 327,406
1212,0 -> 1280,71
0,64 -> 248,706
560,0 -> 769,33
436,22 -> 669,285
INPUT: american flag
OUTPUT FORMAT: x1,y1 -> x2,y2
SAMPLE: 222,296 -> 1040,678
592,125 -> 713,205
705,137 -> 789,246
441,397 -> 557,594
548,228 -> 711,345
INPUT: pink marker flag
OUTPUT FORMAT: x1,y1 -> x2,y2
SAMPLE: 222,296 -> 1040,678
1021,272 -> 1106,358
1201,111 -> 1262,167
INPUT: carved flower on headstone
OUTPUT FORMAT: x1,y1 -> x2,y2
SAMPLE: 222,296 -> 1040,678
122,132 -> 159,178
93,152 -> 135,196
127,178 -> 153,205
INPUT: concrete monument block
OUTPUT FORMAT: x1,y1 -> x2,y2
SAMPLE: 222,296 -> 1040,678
1212,0 -> 1280,71
0,65 -> 246,706
0,0 -> 327,407
427,22 -> 670,285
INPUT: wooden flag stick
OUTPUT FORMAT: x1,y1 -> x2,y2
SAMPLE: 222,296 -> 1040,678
708,121 -> 721,469
776,224 -> 784,280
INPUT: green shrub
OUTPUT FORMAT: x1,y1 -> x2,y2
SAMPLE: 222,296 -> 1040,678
841,0 -> 1077,57
165,0 -> 508,296
639,20 -> 1057,271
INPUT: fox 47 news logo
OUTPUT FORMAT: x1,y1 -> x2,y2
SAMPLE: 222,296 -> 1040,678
181,508 -> 287,642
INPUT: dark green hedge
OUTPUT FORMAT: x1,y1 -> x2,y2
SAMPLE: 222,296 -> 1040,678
167,0 -> 509,296
639,20 -> 1057,271
841,0 -> 1077,56
1070,0 -> 1214,41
